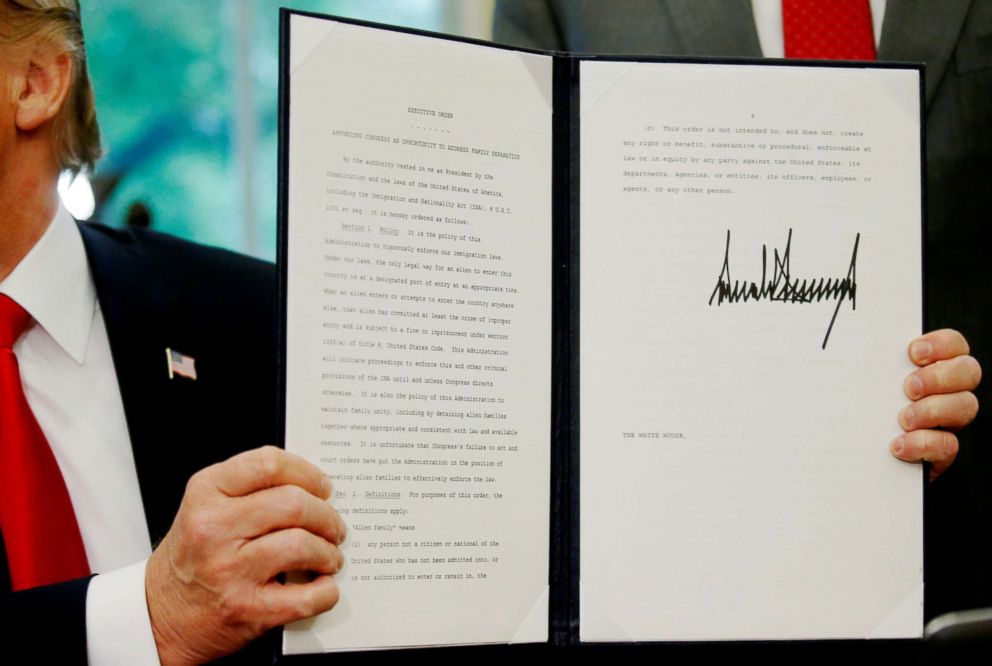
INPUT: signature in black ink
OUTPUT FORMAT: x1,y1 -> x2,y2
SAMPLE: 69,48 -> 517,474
708,229 -> 859,349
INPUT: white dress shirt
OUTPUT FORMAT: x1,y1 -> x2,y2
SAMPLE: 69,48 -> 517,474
751,0 -> 887,57
0,205 -> 161,665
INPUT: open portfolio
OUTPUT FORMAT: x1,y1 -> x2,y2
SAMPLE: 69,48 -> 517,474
278,9 -> 925,653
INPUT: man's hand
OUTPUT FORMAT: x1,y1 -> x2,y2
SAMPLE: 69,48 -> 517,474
145,446 -> 346,665
891,329 -> 981,480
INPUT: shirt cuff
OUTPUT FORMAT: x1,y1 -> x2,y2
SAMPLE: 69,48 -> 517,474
86,559 -> 162,666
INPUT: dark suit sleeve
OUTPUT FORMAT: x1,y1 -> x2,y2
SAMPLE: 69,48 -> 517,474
0,575 -> 92,662
492,0 -> 565,50
0,574 -> 273,665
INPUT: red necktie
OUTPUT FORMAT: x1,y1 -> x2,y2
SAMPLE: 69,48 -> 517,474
0,294 -> 90,590
783,0 -> 877,60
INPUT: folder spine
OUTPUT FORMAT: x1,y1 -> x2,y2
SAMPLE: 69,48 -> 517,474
549,53 -> 581,648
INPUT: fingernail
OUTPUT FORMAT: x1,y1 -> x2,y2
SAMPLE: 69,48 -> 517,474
899,406 -> 915,430
891,435 -> 905,455
321,475 -> 333,498
911,341 -> 932,364
905,374 -> 923,399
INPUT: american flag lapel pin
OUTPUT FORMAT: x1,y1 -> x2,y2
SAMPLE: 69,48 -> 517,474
165,348 -> 198,381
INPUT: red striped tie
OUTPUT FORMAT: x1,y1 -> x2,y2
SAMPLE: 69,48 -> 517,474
783,0 -> 877,60
0,294 -> 90,590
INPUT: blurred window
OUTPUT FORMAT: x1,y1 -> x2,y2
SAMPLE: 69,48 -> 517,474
80,0 -> 491,259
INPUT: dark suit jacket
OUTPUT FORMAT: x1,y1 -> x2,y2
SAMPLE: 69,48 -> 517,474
493,0 -> 992,618
1,221 -> 279,663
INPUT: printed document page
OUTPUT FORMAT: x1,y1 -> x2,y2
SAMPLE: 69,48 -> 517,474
284,15 -> 552,651
579,61 -> 923,640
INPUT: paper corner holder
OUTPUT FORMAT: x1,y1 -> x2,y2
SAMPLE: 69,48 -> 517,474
510,585 -> 550,644
868,582 -> 924,639
289,13 -> 340,75
579,583 -> 636,643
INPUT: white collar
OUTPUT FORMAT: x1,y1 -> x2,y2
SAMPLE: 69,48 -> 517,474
0,204 -> 97,364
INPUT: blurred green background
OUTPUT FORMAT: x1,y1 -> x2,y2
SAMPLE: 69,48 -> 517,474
76,0 -> 495,260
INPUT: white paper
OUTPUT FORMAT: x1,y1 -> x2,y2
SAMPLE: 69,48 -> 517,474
285,15 -> 552,651
579,61 -> 923,640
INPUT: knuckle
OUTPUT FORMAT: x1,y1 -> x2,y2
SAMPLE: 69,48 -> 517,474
293,578 -> 340,619
280,487 -> 309,524
915,399 -> 935,426
255,446 -> 285,480
939,432 -> 959,461
324,578 -> 341,610
291,589 -> 319,620
212,553 -> 241,581
334,511 -> 348,545
965,356 -> 982,387
900,431 -> 921,457
185,519 -> 210,546
952,329 -> 970,354
910,430 -> 929,454
260,444 -> 284,458
287,528 -> 312,562
185,468 -> 211,496
963,391 -> 980,418
924,364 -> 946,393
911,430 -> 933,458
934,328 -> 968,354
943,356 -> 975,391
184,512 -> 220,549
899,404 -> 914,431
902,431 -> 924,458
323,545 -> 341,574
217,590 -> 253,626
905,370 -> 925,400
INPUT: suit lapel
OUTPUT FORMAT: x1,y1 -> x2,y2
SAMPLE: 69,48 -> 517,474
879,0 -> 973,108
661,0 -> 763,57
77,223 -> 188,543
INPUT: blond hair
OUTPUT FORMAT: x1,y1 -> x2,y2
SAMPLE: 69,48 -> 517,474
0,0 -> 101,173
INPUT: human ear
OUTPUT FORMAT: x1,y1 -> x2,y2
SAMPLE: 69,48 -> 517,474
14,49 -> 72,133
